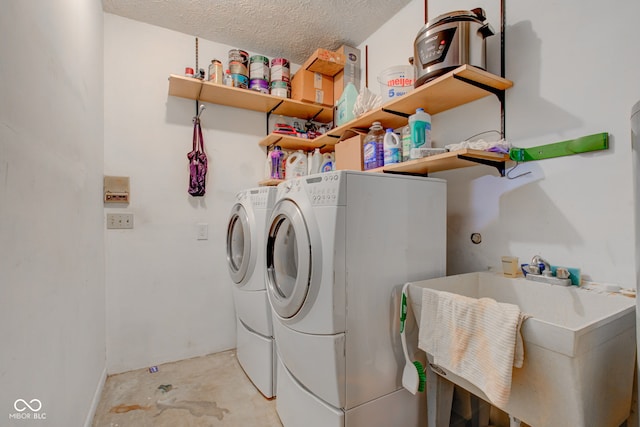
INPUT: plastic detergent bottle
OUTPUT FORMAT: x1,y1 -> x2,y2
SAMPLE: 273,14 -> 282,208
408,108 -> 432,159
270,146 -> 284,179
264,151 -> 272,179
363,121 -> 385,170
335,83 -> 358,127
401,125 -> 411,162
321,153 -> 334,172
286,150 -> 308,179
383,129 -> 401,165
308,148 -> 322,175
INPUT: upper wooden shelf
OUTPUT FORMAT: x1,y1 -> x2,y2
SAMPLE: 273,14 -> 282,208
308,65 -> 513,148
168,74 -> 333,123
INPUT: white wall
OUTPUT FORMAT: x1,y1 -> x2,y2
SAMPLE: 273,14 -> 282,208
104,14 -> 267,374
361,0 -> 640,287
0,1 -> 106,426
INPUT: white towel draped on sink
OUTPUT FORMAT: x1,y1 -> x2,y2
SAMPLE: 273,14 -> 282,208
418,288 -> 527,408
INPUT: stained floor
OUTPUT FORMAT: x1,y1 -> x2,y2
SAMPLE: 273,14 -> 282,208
92,349 -> 282,427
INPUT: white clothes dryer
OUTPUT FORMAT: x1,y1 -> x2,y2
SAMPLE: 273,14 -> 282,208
227,186 -> 278,398
265,171 -> 446,426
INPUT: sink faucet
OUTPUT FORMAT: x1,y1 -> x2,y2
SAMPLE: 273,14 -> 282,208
524,255 -> 571,286
530,255 -> 551,276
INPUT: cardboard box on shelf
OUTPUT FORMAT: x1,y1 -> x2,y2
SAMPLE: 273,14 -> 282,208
334,45 -> 361,101
291,70 -> 334,107
303,48 -> 345,77
335,129 -> 367,171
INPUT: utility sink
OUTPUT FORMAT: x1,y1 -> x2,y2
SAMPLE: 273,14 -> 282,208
407,272 -> 636,427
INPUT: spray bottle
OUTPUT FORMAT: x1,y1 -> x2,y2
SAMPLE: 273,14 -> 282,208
270,146 -> 284,179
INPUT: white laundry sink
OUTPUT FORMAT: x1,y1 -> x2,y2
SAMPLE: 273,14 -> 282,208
407,272 -> 636,427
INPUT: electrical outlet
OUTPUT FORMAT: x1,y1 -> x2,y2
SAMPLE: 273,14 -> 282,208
197,223 -> 208,240
107,213 -> 134,229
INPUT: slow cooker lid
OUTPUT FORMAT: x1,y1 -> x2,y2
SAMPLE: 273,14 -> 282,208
427,7 -> 487,28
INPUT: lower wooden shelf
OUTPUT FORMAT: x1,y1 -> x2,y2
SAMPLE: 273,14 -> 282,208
258,149 -> 510,185
259,178 -> 284,187
372,149 -> 510,175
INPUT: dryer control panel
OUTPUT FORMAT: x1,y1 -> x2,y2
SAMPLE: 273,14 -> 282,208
305,173 -> 342,206
248,187 -> 276,208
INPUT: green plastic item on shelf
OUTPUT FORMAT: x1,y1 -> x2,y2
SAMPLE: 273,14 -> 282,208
509,132 -> 608,162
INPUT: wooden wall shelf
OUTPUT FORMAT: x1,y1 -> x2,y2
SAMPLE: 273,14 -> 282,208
369,149 -> 510,175
257,65 -> 512,153
259,134 -> 335,152
168,64 -> 513,179
168,75 -> 333,123
257,150 -> 509,186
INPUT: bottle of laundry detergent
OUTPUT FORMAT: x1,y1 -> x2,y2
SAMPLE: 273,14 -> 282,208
264,151 -> 272,179
308,148 -> 322,175
408,108 -> 432,159
285,150 -> 308,179
363,121 -> 385,170
269,146 -> 284,179
321,153 -> 334,172
383,128 -> 401,165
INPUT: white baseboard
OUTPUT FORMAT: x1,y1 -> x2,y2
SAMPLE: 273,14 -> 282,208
84,366 -> 107,427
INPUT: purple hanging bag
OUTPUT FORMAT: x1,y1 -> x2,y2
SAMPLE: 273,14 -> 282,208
187,117 -> 207,196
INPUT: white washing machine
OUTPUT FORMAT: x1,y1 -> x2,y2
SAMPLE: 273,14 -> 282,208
226,186 -> 278,398
265,170 -> 446,426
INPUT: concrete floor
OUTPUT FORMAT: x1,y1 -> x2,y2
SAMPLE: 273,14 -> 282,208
92,350 -> 282,427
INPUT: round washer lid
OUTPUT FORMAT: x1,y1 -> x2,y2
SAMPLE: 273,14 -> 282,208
226,203 -> 252,285
266,199 -> 312,319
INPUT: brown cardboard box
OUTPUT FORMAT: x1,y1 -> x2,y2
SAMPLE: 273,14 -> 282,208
303,48 -> 345,77
334,45 -> 361,101
335,129 -> 367,171
291,70 -> 334,107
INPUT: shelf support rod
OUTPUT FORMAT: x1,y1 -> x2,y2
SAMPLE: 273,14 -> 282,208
381,108 -> 412,118
452,75 -> 503,97
266,101 -> 285,135
383,170 -> 429,177
451,75 -> 506,140
457,154 -> 506,177
311,108 -> 325,121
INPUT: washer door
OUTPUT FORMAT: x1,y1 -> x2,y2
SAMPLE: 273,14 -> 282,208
227,203 -> 251,284
266,199 -> 311,319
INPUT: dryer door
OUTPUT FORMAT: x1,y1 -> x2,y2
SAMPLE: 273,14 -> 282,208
266,199 -> 311,319
227,203 -> 252,284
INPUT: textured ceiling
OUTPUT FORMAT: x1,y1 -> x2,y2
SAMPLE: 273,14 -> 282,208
102,0 -> 413,64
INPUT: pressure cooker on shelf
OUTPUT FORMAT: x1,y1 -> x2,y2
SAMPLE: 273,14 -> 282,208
413,7 -> 495,87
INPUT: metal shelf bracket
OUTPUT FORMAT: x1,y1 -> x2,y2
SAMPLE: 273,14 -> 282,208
457,154 -> 506,176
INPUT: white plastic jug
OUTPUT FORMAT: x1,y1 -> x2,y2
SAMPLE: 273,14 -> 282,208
321,153 -> 334,172
286,150 -> 308,179
383,129 -> 401,165
308,148 -> 322,175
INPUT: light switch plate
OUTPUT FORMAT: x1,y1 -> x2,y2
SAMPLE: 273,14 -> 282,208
107,213 -> 134,229
197,223 -> 208,240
